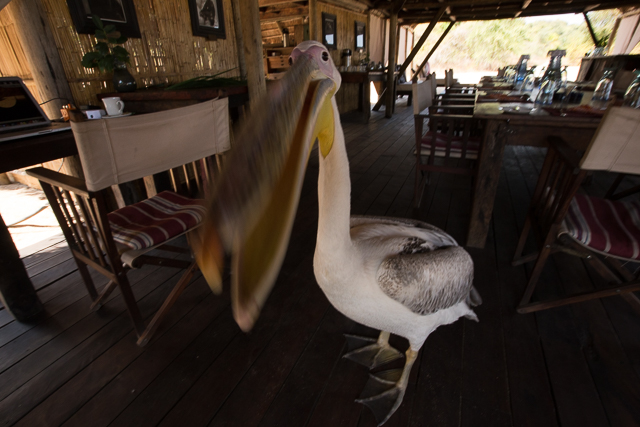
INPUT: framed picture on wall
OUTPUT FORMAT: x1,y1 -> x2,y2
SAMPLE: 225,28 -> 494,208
322,13 -> 337,49
66,0 -> 141,38
354,21 -> 365,52
188,0 -> 227,39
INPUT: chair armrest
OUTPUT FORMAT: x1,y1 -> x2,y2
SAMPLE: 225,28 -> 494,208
547,136 -> 582,170
27,167 -> 90,197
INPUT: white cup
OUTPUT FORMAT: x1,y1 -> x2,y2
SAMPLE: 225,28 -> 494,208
102,97 -> 125,116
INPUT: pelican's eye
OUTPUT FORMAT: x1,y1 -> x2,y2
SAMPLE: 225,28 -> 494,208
288,56 -> 293,66
321,51 -> 329,62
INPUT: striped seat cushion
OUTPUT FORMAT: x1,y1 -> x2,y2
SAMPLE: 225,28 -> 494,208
419,131 -> 481,159
108,191 -> 206,250
561,193 -> 640,260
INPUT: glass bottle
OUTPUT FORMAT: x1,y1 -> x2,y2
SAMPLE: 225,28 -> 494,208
623,70 -> 640,109
522,66 -> 537,93
591,69 -> 614,109
514,55 -> 529,90
536,54 -> 563,106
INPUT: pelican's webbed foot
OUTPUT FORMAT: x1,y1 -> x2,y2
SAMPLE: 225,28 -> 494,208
356,348 -> 418,426
343,331 -> 403,369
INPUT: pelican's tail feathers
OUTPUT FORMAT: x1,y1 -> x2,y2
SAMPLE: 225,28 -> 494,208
467,286 -> 482,307
343,334 -> 403,369
356,370 -> 405,426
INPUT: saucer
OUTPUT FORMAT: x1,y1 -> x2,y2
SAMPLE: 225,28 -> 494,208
103,112 -> 133,119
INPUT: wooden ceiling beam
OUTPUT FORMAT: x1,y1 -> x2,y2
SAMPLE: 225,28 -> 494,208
399,0 -> 633,22
321,0 -> 369,12
260,6 -> 308,20
411,20 -> 455,80
397,5 -> 446,78
258,0 -> 303,6
399,0 -> 625,9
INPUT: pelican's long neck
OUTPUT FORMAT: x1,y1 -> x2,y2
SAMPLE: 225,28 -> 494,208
316,98 -> 352,255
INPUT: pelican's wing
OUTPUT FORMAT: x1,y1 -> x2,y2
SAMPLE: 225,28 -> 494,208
376,244 -> 476,315
350,215 -> 458,249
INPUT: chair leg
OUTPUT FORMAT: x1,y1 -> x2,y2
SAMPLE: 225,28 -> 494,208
89,280 -> 118,311
512,216 -> 533,266
517,244 -> 553,313
74,258 -> 99,301
413,171 -> 427,208
115,272 -> 146,338
136,261 -> 198,346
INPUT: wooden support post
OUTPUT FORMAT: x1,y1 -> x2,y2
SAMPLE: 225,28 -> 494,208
309,0 -> 318,41
7,0 -> 74,120
583,12 -> 600,47
606,16 -> 622,52
231,0 -> 248,79
411,21 -> 454,81
239,0 -> 267,111
385,11 -> 398,118
397,6 -> 446,79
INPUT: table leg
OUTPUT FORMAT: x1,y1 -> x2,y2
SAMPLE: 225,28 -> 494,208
0,214 -> 43,321
363,80 -> 371,123
466,119 -> 508,248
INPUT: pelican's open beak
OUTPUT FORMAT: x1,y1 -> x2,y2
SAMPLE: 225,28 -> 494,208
193,52 -> 336,331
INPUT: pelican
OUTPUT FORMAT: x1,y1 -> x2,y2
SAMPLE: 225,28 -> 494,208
192,41 -> 481,425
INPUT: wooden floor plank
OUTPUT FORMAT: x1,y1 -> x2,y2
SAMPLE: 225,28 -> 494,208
2,102 -> 639,427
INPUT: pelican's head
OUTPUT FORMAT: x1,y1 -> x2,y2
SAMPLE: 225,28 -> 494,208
193,40 -> 341,331
290,41 -> 341,90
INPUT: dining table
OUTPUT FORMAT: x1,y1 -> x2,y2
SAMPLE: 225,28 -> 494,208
466,92 -> 604,248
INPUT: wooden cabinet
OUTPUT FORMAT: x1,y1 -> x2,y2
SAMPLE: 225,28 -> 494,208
263,47 -> 294,78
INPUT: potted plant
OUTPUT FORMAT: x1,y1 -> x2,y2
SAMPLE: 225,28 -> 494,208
81,15 -> 137,92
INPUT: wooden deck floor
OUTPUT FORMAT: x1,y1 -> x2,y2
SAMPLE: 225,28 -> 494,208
2,101 -> 640,427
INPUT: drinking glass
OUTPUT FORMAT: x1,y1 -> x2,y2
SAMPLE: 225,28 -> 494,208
623,71 -> 640,109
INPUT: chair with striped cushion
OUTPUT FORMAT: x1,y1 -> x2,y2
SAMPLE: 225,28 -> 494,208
512,107 -> 640,314
27,98 -> 230,345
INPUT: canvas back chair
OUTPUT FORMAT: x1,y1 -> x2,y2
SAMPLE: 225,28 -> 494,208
412,74 -> 435,115
27,98 -> 230,346
512,107 -> 640,314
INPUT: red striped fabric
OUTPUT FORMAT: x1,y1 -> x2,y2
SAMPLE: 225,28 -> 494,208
108,191 -> 206,250
562,194 -> 640,260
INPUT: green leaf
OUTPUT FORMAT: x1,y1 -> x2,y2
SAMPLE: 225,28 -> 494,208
103,24 -> 116,33
98,55 -> 114,73
106,30 -> 121,41
95,29 -> 107,41
95,41 -> 110,55
91,15 -> 104,30
81,51 -> 101,68
114,35 -> 128,45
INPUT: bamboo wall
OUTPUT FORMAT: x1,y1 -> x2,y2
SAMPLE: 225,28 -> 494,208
0,8 -> 40,102
313,2 -> 368,114
1,0 -> 240,107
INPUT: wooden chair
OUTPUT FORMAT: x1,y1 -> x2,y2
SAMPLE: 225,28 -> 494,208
411,74 -> 435,115
27,98 -> 230,345
512,107 -> 640,314
413,112 -> 482,207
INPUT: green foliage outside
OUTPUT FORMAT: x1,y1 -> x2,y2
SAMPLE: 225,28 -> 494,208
415,11 -> 619,72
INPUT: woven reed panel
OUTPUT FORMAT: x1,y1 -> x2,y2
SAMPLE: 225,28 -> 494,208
315,3 -> 367,114
0,8 -> 42,102
35,0 -> 240,106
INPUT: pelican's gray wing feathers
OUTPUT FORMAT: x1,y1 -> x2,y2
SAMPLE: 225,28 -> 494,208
377,242 -> 477,316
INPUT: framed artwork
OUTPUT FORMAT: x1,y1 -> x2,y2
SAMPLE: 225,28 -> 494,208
354,21 -> 365,52
188,0 -> 227,39
66,0 -> 141,38
322,13 -> 337,49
